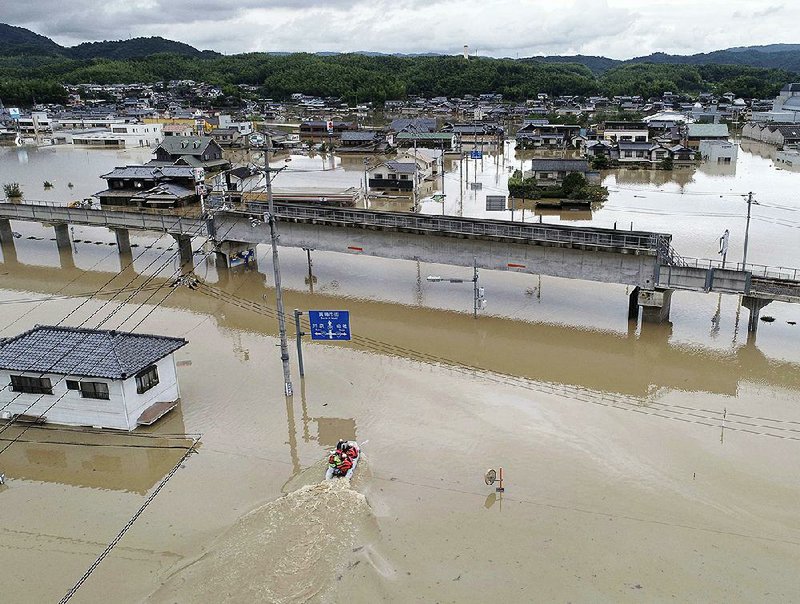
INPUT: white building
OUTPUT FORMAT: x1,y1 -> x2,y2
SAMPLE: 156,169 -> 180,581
0,326 -> 188,431
750,83 -> 800,123
63,123 -> 163,148
17,112 -> 52,134
699,140 -> 738,165
218,114 -> 253,135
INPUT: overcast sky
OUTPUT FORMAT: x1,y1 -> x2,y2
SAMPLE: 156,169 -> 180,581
5,0 -> 798,58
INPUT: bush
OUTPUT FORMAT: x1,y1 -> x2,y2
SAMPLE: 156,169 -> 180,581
659,157 -> 674,170
3,183 -> 22,198
591,155 -> 610,170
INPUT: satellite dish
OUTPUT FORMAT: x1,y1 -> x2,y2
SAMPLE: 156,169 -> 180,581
484,468 -> 496,486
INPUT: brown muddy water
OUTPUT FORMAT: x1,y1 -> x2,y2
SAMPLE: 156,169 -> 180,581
1,144 -> 800,602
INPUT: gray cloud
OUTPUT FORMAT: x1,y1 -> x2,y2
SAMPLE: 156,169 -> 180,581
4,0 -> 799,58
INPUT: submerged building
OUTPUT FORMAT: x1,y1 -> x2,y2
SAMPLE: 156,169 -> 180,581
0,326 -> 188,431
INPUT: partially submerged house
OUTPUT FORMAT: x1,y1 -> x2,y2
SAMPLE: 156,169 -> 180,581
685,123 -> 729,149
95,165 -> 198,207
0,326 -> 188,431
368,161 -> 420,191
525,159 -> 591,186
336,131 -> 389,153
152,136 -> 229,171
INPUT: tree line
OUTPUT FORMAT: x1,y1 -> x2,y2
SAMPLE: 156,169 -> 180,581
0,52 -> 793,107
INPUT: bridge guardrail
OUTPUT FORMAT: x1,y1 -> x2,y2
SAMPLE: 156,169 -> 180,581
0,203 -> 205,235
674,255 -> 800,281
244,201 -> 666,253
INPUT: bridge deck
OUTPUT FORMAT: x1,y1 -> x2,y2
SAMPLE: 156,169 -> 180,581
2,201 -> 799,303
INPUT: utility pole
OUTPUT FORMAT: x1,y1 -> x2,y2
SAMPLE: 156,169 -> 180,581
742,191 -> 754,268
264,133 -> 293,397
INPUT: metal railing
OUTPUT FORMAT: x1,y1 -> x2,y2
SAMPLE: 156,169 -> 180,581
0,203 -> 204,235
243,201 -> 667,253
671,255 -> 800,281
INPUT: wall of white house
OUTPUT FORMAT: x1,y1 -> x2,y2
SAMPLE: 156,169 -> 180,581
0,354 -> 180,431
119,355 -> 180,429
0,370 -> 128,430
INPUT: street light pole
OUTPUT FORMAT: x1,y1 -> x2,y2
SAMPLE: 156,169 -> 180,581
264,133 -> 293,397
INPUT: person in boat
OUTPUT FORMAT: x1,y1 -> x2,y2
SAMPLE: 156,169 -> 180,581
341,442 -> 359,460
329,446 -> 353,477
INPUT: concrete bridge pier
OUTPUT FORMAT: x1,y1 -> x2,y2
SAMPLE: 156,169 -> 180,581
172,234 -> 194,266
214,240 -> 257,271
112,227 -> 131,255
628,286 -> 641,322
53,223 -> 75,269
53,223 -> 70,250
638,288 -> 673,324
0,219 -> 17,264
742,296 -> 772,333
0,218 -> 14,246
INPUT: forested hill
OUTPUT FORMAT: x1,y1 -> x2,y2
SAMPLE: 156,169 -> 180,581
0,23 -> 63,56
0,23 -> 212,59
0,23 -> 798,107
69,37 -> 215,60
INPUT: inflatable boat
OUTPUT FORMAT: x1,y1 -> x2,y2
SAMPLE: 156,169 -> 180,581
325,441 -> 361,480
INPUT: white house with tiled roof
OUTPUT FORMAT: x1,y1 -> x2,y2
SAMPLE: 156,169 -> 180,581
0,326 -> 188,431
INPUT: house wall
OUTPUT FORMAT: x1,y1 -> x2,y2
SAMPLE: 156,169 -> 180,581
603,129 -> 648,143
0,354 -> 180,431
119,355 -> 180,428
0,370 -> 128,429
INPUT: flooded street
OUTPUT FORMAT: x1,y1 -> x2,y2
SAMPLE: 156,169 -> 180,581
1,143 -> 800,602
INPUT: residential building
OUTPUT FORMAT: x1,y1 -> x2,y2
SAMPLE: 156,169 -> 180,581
368,161 -> 420,191
0,326 -> 187,431
299,120 -> 355,141
524,159 -> 591,186
95,165 -> 198,207
336,131 -> 389,153
152,136 -> 229,171
685,123 -> 729,149
699,140 -> 739,164
602,121 -> 649,143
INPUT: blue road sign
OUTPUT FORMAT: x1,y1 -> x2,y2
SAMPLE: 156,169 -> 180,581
308,310 -> 351,341
470,150 -> 483,159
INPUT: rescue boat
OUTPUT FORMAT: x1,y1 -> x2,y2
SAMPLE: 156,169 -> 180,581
325,441 -> 361,480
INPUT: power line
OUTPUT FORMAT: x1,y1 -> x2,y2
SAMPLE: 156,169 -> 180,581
57,438 -> 198,604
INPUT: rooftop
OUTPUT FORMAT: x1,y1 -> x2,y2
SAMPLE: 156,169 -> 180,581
0,326 -> 187,380
529,159 -> 590,172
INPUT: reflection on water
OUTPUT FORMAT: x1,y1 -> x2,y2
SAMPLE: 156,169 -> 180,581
0,405 -> 191,494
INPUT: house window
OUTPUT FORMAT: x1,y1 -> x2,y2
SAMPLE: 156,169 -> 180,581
136,365 -> 159,394
388,173 -> 397,179
374,173 -> 383,179
66,380 -> 80,390
80,381 -> 110,400
625,151 -> 633,158
10,375 -> 53,395
400,174 -> 408,180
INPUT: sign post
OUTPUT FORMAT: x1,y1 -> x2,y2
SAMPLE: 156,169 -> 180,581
308,310 -> 351,341
294,310 -> 352,377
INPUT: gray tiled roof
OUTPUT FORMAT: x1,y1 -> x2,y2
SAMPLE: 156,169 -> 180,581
156,136 -> 215,156
0,326 -> 187,379
529,159 -> 590,172
341,131 -> 379,141
383,161 -> 418,174
101,165 -> 195,180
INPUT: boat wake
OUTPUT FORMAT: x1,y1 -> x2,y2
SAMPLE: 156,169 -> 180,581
148,478 -> 378,603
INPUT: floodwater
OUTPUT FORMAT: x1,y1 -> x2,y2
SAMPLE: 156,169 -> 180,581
1,142 -> 800,602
